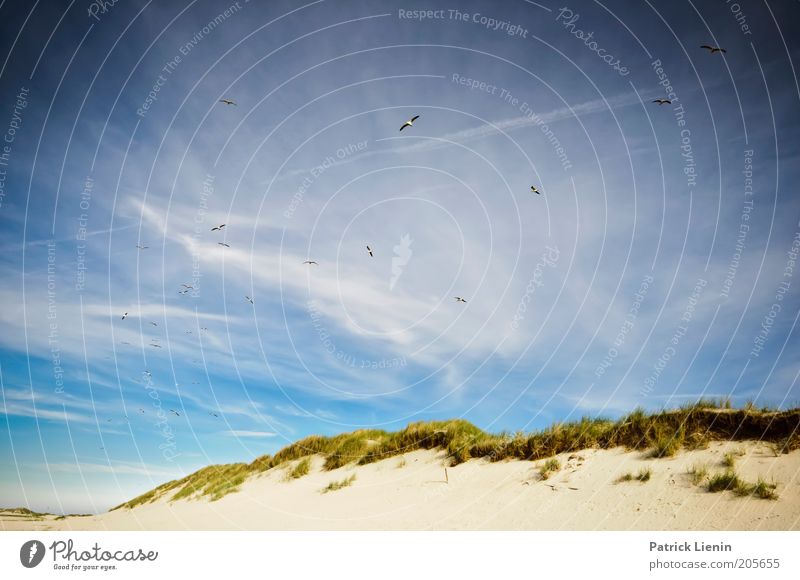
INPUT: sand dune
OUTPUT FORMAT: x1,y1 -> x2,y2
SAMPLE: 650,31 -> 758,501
4,440 -> 799,531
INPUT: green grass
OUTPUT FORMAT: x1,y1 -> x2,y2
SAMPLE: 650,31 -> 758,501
707,469 -> 779,500
109,403 -> 800,508
539,457 -> 561,480
285,457 -> 311,481
722,448 -> 746,468
321,474 -> 356,494
618,467 -> 651,483
707,470 -> 742,493
688,463 -> 709,485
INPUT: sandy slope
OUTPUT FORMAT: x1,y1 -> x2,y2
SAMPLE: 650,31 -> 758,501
4,440 -> 800,531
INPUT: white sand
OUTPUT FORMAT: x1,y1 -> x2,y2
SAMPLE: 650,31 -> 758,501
4,441 -> 799,530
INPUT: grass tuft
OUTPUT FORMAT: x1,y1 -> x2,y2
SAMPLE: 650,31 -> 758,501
618,467 -> 652,483
539,458 -> 561,480
321,474 -> 356,494
688,463 -> 709,485
285,457 -> 311,481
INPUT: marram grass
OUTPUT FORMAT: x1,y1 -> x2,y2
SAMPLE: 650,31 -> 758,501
111,402 -> 800,509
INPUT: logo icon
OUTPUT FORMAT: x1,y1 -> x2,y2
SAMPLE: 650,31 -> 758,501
20,540 -> 45,568
390,234 -> 413,290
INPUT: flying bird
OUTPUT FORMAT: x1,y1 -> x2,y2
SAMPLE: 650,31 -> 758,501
169,409 -> 180,416
302,260 -> 318,265
219,99 -> 237,106
700,44 -> 726,54
652,99 -> 672,105
399,115 -> 420,131
136,244 -> 149,249
454,296 -> 467,303
150,342 -> 162,348
178,289 -> 189,294
150,321 -> 158,326
211,224 -> 226,231
366,245 -> 373,257
181,284 -> 194,289
530,186 -> 541,195
121,312 -> 128,320
218,242 -> 230,247
245,296 -> 254,304
209,412 -> 218,418
138,408 -> 145,414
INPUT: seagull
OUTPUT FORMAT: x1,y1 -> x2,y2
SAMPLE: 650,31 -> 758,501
181,284 -> 194,289
121,312 -> 128,320
200,327 -> 208,331
302,260 -> 318,265
136,244 -> 149,249
245,296 -> 254,304
399,115 -> 420,131
120,341 -> 131,345
219,99 -> 237,106
218,242 -> 230,247
652,99 -> 672,105
150,342 -> 162,349
169,409 -> 180,417
209,412 -> 219,418
530,186 -> 541,195
701,44 -> 726,54
211,224 -> 226,231
138,408 -> 145,414
178,289 -> 189,294
366,245 -> 373,257
454,296 -> 467,303
150,322 -> 158,326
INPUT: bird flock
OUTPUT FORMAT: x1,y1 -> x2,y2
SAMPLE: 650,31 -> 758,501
113,42 -> 726,429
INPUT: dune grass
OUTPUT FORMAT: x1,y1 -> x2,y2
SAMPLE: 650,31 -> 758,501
688,463 -> 709,485
539,457 -> 561,480
110,402 -> 800,509
285,457 -> 311,481
706,469 -> 779,500
321,474 -> 356,494
618,467 -> 652,483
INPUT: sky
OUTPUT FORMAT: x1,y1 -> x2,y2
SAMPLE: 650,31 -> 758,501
0,0 -> 799,514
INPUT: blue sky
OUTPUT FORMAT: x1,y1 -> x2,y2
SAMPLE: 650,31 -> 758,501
1,0 -> 799,513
